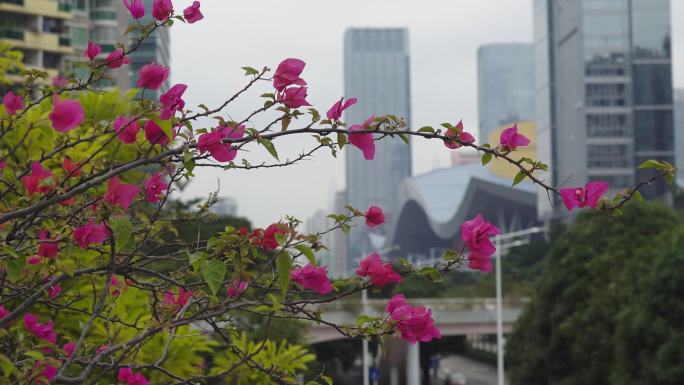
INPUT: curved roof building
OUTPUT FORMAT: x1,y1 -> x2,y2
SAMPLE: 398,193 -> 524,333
384,161 -> 540,262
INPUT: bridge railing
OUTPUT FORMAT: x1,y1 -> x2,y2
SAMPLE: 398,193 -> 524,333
316,297 -> 530,314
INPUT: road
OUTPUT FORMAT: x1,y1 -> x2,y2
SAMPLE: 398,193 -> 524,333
436,354 -> 503,385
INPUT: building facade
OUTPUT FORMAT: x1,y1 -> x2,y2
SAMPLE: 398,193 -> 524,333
477,43 -> 535,140
535,0 -> 674,218
0,0 -> 74,83
343,28 -> 412,266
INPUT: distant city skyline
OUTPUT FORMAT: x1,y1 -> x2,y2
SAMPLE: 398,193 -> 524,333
171,0 -> 684,227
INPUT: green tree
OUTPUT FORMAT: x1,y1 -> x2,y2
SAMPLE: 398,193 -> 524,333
507,203 -> 682,385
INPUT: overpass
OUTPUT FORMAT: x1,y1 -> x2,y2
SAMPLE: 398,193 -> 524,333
308,297 -> 528,344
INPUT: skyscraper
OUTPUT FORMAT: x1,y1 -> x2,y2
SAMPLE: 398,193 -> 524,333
477,43 -> 535,140
534,0 -> 674,218
343,28 -> 412,265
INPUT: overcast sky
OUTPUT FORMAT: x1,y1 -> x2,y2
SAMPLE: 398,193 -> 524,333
171,0 -> 684,227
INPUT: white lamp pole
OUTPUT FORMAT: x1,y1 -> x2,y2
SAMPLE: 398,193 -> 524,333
493,226 -> 546,385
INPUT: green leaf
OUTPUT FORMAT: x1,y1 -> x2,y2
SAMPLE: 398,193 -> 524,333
295,244 -> 316,265
281,116 -> 291,131
418,266 -> 442,282
512,171 -> 526,186
632,190 -> 644,203
398,133 -> 409,145
417,126 -> 434,133
24,351 -> 44,360
0,353 -> 15,378
276,252 -> 293,293
308,108 -> 320,122
57,259 -> 76,276
440,122 -> 454,130
5,252 -> 26,282
337,132 -> 347,149
241,66 -> 259,76
259,139 -> 279,160
481,152 -> 493,166
200,259 -> 226,296
321,375 -> 333,385
442,249 -> 457,262
638,160 -> 661,169
110,217 -> 133,252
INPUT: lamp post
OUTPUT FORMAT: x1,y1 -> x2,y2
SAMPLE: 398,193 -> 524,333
493,226 -> 546,385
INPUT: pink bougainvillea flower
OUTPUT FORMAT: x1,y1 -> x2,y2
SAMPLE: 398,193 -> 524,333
85,41 -> 101,60
255,223 -> 287,250
144,120 -> 172,145
47,285 -> 61,299
227,280 -> 249,298
394,306 -> 442,344
144,172 -> 168,203
62,157 -> 81,178
106,48 -> 130,69
34,361 -> 57,385
0,305 -> 9,320
38,230 -> 58,259
159,83 -> 187,120
291,263 -> 333,295
326,97 -> 357,121
356,252 -> 402,287
122,0 -> 145,19
104,176 -> 140,210
152,0 -> 173,21
63,341 -> 75,357
273,58 -> 307,92
461,214 -> 500,273
385,294 -> 441,344
110,276 -> 126,297
499,123 -> 530,151
73,219 -> 109,250
349,115 -> 376,160
51,76 -> 68,87
96,344 -> 110,354
114,116 -> 140,144
23,313 -> 57,344
3,91 -> 23,115
137,62 -> 169,90
559,181 -> 609,211
364,206 -> 385,227
183,1 -> 203,23
163,287 -> 192,311
49,95 -> 85,133
118,368 -> 150,385
444,120 -> 476,149
197,123 -> 245,163
28,256 -> 42,265
22,162 -> 54,196
277,86 -> 311,109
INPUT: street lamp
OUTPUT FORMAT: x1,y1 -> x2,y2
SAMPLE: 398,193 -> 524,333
494,226 -> 546,385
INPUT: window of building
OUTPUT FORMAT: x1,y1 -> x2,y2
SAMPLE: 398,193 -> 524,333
43,52 -> 61,69
634,110 -> 674,151
587,144 -> 630,168
586,113 -> 630,137
70,26 -> 87,48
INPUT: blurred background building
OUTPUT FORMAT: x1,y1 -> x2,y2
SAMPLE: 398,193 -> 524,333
477,43 -> 535,140
535,0 -> 675,218
0,0 -> 168,92
675,89 -> 684,175
343,28 -> 412,271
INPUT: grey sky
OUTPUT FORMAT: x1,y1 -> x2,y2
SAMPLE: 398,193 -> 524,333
171,0 -> 684,227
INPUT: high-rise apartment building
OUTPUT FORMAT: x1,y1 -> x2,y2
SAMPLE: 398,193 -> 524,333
477,43 -> 535,140
535,0 -> 674,218
343,28 -> 412,266
1,0 -> 168,93
0,0 -> 74,82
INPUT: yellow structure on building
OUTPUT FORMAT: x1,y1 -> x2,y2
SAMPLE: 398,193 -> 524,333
0,0 -> 73,83
486,121 -> 538,180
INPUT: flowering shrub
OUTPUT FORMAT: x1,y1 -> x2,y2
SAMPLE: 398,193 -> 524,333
0,2 -> 675,384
